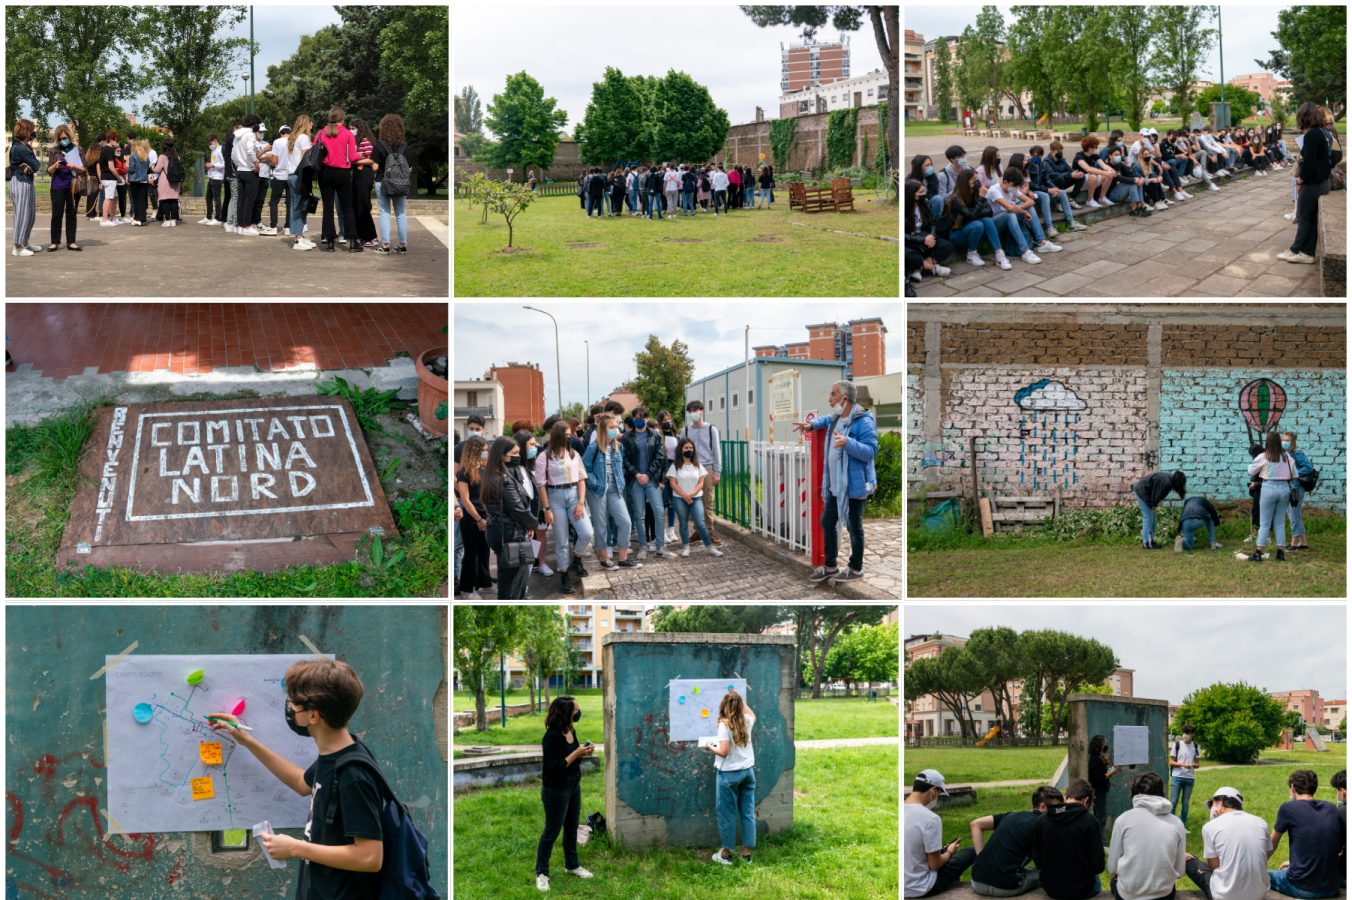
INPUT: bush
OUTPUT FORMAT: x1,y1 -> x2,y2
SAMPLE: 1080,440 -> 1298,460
1042,503 -> 1181,542
1174,682 -> 1285,763
872,432 -> 901,506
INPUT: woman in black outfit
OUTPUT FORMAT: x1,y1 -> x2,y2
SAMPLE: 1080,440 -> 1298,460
905,178 -> 954,284
481,435 -> 539,599
1087,734 -> 1114,835
454,435 -> 494,597
609,168 -> 625,217
1284,101 -> 1332,264
536,696 -> 596,892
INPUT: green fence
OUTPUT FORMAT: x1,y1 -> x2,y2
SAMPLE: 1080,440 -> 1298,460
713,439 -> 751,527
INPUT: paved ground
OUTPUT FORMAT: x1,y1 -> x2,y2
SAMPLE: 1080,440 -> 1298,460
452,737 -> 896,752
906,134 -> 1320,298
6,214 -> 448,297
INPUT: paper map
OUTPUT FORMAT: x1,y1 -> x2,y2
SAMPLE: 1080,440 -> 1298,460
1113,724 -> 1151,767
667,678 -> 748,742
106,654 -> 328,833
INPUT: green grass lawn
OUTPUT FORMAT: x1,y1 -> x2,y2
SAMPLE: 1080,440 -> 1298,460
453,194 -> 898,297
453,745 -> 897,899
455,694 -> 897,745
905,116 -> 1348,137
904,746 -> 1071,784
907,517 -> 1346,597
5,395 -> 448,597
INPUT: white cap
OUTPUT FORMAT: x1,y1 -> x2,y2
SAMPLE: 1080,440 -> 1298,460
916,768 -> 949,796
1205,786 -> 1243,808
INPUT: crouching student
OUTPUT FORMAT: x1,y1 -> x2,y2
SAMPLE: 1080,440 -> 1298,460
208,658 -> 384,898
987,167 -> 1058,264
702,690 -> 756,866
906,178 -> 954,284
1034,779 -> 1106,900
1174,494 -> 1222,552
906,769 -> 976,897
1019,149 -> 1088,232
944,168 -> 1013,270
1247,432 -> 1296,562
1106,773 -> 1187,900
969,786 -> 1065,896
1281,432 -> 1313,551
1131,470 -> 1186,550
1184,787 -> 1270,900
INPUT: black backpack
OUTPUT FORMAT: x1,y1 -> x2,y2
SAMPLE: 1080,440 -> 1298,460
1299,465 -> 1320,493
166,154 -> 185,186
327,740 -> 439,899
380,141 -> 412,198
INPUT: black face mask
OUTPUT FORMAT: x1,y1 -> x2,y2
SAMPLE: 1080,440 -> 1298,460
573,709 -> 582,723
506,456 -> 521,467
682,449 -> 695,459
285,703 -> 311,737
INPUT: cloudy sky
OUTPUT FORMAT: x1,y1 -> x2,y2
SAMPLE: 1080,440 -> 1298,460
905,4 -> 1286,90
453,4 -> 888,134
454,301 -> 900,408
904,604 -> 1347,703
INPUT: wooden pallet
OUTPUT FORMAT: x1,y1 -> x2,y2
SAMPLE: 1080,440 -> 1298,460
985,490 -> 1061,533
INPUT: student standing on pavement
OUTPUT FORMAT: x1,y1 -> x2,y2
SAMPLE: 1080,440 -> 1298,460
348,117 -> 379,247
535,421 -> 594,596
372,113 -> 411,255
286,115 -> 315,251
222,118 -> 241,232
621,407 -> 672,560
1279,102 -> 1331,267
230,115 -> 262,237
44,122 -> 84,252
125,139 -> 151,226
581,414 -> 640,571
201,133 -> 225,225
681,400 -> 723,546
667,437 -> 723,558
265,125 -> 293,236
150,139 -> 183,227
9,118 -> 41,256
481,436 -> 538,600
315,107 -> 360,252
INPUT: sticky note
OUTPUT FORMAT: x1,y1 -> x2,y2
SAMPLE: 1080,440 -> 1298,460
132,702 -> 154,724
186,669 -> 204,686
692,686 -> 700,695
199,742 -> 223,765
700,707 -> 710,718
677,695 -> 686,704
191,776 -> 215,800
728,684 -> 734,691
230,698 -> 246,716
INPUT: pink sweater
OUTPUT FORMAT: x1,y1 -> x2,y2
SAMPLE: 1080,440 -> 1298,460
314,126 -> 357,169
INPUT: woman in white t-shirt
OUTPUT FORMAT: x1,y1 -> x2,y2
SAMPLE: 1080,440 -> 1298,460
667,437 -> 723,558
702,690 -> 756,865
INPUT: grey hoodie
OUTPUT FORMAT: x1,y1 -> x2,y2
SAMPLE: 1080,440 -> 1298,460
1107,794 -> 1187,900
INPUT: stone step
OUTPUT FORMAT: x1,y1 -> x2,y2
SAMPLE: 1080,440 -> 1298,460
1316,171 -> 1346,296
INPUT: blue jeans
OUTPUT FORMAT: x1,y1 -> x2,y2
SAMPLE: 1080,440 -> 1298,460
662,481 -> 676,527
1180,518 -> 1215,551
673,495 -> 713,547
1135,493 -> 1156,544
950,217 -> 1001,254
1170,775 -> 1195,824
928,195 -> 945,220
1257,480 -> 1291,549
585,486 -> 631,558
1286,483 -> 1307,538
288,174 -> 308,238
627,480 -> 666,549
744,184 -> 753,206
1018,207 -> 1047,243
649,192 -> 664,219
1269,868 -> 1339,899
682,192 -> 695,215
756,187 -> 771,208
715,767 -> 756,851
1044,189 -> 1076,227
1108,182 -> 1143,204
1226,149 -> 1238,167
375,181 -> 407,246
1167,157 -> 1190,179
546,485 -> 594,570
993,211 -> 1030,254
627,188 -> 638,213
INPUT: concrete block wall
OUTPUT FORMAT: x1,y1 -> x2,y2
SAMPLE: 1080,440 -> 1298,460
720,106 -> 883,171
907,305 -> 1347,511
602,633 -> 795,849
1160,368 -> 1347,506
5,605 -> 448,899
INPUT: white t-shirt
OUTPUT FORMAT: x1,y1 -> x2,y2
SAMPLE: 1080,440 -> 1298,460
670,462 -> 708,499
711,170 -> 730,191
1170,738 -> 1198,779
713,712 -> 754,771
1201,810 -> 1271,900
257,141 -> 272,179
270,137 -> 293,179
663,433 -> 678,461
207,145 -> 224,180
904,803 -> 945,897
986,181 -> 1019,212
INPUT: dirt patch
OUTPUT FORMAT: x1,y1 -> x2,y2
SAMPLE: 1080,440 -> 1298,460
364,411 -> 448,502
661,237 -> 707,244
494,247 -> 531,255
566,242 -> 601,249
746,235 -> 783,243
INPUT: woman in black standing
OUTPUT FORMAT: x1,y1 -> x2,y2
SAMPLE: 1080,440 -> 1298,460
348,116 -> 379,247
1280,101 -> 1331,266
535,696 -> 596,893
609,168 -> 625,218
758,165 -> 774,208
481,435 -> 538,599
1087,734 -> 1115,836
454,435 -> 493,598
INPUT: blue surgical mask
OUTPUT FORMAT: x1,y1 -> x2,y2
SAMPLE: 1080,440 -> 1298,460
923,165 -> 935,177
526,446 -> 538,459
60,138 -> 71,149
607,428 -> 619,440
1281,441 -> 1291,450
634,418 -> 647,430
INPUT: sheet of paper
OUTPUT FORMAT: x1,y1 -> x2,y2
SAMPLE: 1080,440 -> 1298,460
1113,724 -> 1151,766
106,653 -> 329,833
667,678 -> 747,742
64,147 -> 82,167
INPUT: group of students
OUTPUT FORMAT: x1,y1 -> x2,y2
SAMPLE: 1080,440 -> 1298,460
8,108 -> 414,258
571,163 -> 775,219
1131,430 -> 1318,561
905,103 -> 1339,292
906,757 -> 1346,900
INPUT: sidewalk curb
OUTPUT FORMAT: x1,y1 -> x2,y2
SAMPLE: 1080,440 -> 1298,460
709,515 -> 893,601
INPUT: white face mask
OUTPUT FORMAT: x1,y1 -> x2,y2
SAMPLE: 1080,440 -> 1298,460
830,401 -> 846,415
925,797 -> 939,811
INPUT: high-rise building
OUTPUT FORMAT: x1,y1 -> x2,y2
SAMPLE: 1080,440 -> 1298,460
485,362 -> 546,430
752,318 -> 887,380
781,37 -> 849,93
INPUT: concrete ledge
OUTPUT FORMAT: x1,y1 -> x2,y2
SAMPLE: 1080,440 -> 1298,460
708,515 -> 893,600
453,749 -> 602,792
1317,186 -> 1347,296
936,887 -> 1323,900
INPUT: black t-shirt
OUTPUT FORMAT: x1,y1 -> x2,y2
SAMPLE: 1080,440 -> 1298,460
541,728 -> 582,790
371,141 -> 408,184
456,468 -> 486,516
296,742 -> 384,900
1275,798 -> 1344,892
1088,754 -> 1109,797
1071,151 -> 1102,177
98,145 -> 118,181
972,810 -> 1041,888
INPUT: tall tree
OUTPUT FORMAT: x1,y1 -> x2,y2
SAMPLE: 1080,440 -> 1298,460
265,25 -> 343,128
905,648 -> 983,743
452,605 -> 523,731
965,627 -> 1024,737
1151,7 -> 1216,123
956,7 -> 1007,126
932,37 -> 955,123
652,605 -> 785,633
516,607 -> 568,713
1006,7 -> 1064,125
483,71 -> 568,177
825,622 -> 898,696
741,5 -> 896,171
579,67 -> 648,165
455,85 -> 484,135
792,606 -> 887,699
378,5 -> 448,147
1259,5 -> 1346,119
1045,6 -> 1108,131
648,70 -> 729,163
1195,83 -> 1260,124
630,335 -> 695,426
1103,6 -> 1156,131
1037,630 -> 1118,746
5,7 -> 148,140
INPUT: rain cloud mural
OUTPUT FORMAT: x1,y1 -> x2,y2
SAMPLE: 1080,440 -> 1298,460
1013,379 -> 1088,491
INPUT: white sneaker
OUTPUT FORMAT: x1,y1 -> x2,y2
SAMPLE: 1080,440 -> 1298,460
1069,221 -> 1088,231
161,220 -> 173,227
1276,249 -> 1296,260
1100,197 -> 1115,206
197,217 -> 212,225
122,216 -> 135,223
680,545 -> 690,558
909,271 -> 923,283
1207,183 -> 1220,192
238,227 -> 258,236
1285,252 -> 1316,265
707,545 -> 724,557
933,263 -> 951,276
292,240 -> 313,250
1154,202 -> 1169,211
637,548 -> 649,560
647,542 -> 657,553
965,250 -> 986,267
1069,199 -> 1083,209
11,247 -> 34,257
566,866 -> 593,879
538,562 -> 555,577
537,873 -> 550,891
994,252 -> 1013,270
712,850 -> 734,866
1085,199 -> 1102,209
224,224 -> 237,233
1284,211 -> 1297,221
657,548 -> 676,559
465,590 -> 482,599
1184,191 -> 1194,199
1021,249 -> 1042,264
1035,240 -> 1062,253
1173,192 -> 1187,201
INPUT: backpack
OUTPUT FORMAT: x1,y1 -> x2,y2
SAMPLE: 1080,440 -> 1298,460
302,137 -> 328,175
1299,463 -> 1320,493
380,141 -> 412,197
166,154 -> 185,186
328,740 -> 439,899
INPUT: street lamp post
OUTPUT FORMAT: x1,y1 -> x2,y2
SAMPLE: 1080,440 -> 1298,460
523,306 -> 563,416
242,75 -> 250,116
249,6 -> 256,117
583,340 -> 590,404
1217,6 -> 1225,105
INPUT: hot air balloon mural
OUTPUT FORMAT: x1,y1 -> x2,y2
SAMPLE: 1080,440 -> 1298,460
1237,378 -> 1287,446
1013,379 -> 1088,490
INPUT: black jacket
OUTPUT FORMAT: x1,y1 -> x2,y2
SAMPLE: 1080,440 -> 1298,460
621,428 -> 668,484
486,465 -> 538,550
1179,496 -> 1220,526
947,193 -> 994,229
541,728 -> 582,790
1299,125 -> 1333,185
586,173 -> 606,197
1132,471 -> 1183,508
1042,153 -> 1075,183
1033,802 -> 1105,900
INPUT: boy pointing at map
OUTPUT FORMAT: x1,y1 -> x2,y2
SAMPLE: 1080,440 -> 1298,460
209,658 -> 384,897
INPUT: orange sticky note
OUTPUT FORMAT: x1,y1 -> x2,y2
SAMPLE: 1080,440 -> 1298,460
199,741 -> 223,765
191,776 -> 215,800
700,707 -> 710,718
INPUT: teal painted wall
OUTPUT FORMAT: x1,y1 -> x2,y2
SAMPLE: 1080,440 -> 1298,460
609,640 -> 794,846
1072,699 -> 1169,822
5,605 -> 447,899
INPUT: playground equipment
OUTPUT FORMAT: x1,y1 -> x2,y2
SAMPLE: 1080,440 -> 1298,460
1305,726 -> 1330,752
977,725 -> 1002,747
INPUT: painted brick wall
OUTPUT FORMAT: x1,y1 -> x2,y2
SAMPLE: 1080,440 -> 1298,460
939,323 -> 1149,366
906,374 -> 925,486
1159,369 -> 1347,506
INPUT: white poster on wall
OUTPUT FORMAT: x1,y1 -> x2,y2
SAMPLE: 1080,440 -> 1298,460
1113,724 -> 1151,767
667,678 -> 748,742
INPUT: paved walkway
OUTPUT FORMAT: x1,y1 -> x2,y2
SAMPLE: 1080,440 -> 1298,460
948,763 -> 1270,791
6,215 -> 448,297
454,737 -> 896,752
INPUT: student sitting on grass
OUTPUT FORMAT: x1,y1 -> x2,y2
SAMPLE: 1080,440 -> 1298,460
1246,432 -> 1296,562
1034,779 -> 1106,900
1132,470 -> 1186,550
1013,151 -> 1088,233
1073,137 -> 1117,208
1268,769 -> 1343,900
986,167 -> 1060,263
906,178 -> 954,284
1107,772 -> 1187,900
943,168 -> 1013,271
1173,494 -> 1222,552
905,769 -> 975,897
969,786 -> 1065,897
1184,786 -> 1270,900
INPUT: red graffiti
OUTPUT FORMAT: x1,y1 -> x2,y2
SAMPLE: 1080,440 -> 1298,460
32,752 -> 103,781
165,848 -> 187,885
56,796 -> 155,868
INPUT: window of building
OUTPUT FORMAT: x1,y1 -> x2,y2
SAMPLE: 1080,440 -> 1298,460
748,388 -> 754,404
731,392 -> 739,410
719,395 -> 725,410
467,390 -> 478,406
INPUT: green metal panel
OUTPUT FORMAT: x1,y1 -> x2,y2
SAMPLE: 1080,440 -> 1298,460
713,440 -> 751,527
1068,695 -> 1169,822
5,605 -> 447,899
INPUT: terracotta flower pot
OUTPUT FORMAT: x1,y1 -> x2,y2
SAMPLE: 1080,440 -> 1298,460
416,346 -> 449,437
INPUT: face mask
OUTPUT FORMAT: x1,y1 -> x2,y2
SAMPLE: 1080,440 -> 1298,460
923,165 -> 935,177
830,401 -> 846,415
690,411 -> 703,422
957,159 -> 969,169
468,429 -> 482,438
60,138 -> 71,148
527,446 -> 538,459
572,709 -> 582,723
285,703 -> 311,737
682,449 -> 694,459
480,452 -> 489,461
633,418 -> 647,430
1281,441 -> 1291,450
506,455 -> 521,466
607,428 -> 619,440
925,798 -> 939,811
1111,156 -> 1121,164
1055,152 -> 1063,160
